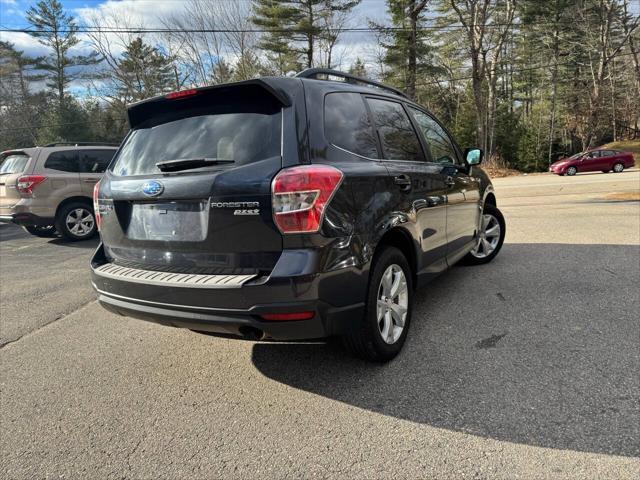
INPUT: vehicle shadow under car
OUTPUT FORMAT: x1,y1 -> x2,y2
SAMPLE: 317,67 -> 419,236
251,243 -> 640,458
0,224 -> 99,248
48,237 -> 99,249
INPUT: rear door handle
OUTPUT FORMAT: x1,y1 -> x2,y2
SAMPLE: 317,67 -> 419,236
445,176 -> 456,187
83,178 -> 100,183
394,174 -> 412,191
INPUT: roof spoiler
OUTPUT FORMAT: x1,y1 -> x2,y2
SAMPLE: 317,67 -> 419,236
1,149 -> 28,158
127,79 -> 292,130
44,142 -> 120,147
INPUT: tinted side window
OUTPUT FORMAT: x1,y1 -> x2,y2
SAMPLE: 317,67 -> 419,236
367,98 -> 424,161
44,151 -> 79,172
601,150 -> 614,157
324,92 -> 378,158
409,107 -> 459,165
80,150 -> 115,173
586,151 -> 601,159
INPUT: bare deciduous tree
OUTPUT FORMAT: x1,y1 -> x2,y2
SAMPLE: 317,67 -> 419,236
449,0 -> 516,156
159,0 -> 261,85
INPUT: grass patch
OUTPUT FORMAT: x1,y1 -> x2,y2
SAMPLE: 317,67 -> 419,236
603,192 -> 640,202
601,139 -> 640,163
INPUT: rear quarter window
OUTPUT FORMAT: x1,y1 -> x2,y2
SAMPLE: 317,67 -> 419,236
324,92 -> 379,158
44,151 -> 79,172
0,154 -> 29,174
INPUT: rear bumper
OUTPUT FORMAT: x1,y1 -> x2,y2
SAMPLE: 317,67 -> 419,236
91,243 -> 368,340
0,211 -> 55,226
94,287 -> 362,340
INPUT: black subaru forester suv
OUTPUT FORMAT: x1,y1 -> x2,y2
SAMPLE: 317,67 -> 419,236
91,69 -> 505,362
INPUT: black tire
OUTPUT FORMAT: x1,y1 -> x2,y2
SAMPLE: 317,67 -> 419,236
461,203 -> 506,266
343,246 -> 413,362
55,202 -> 97,241
613,163 -> 624,173
566,166 -> 577,176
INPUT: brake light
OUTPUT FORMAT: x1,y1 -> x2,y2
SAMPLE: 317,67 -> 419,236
16,175 -> 46,196
93,181 -> 101,230
165,89 -> 198,100
272,165 -> 343,234
260,312 -> 315,321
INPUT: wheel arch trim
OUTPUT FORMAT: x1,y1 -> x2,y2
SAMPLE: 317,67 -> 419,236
371,226 -> 419,288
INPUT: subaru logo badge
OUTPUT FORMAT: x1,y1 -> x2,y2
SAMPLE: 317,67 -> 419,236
142,180 -> 164,197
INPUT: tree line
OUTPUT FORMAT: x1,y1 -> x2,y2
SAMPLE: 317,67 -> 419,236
1,0 -> 638,171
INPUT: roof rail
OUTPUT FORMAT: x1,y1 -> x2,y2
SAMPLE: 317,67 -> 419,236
295,68 -> 409,99
43,142 -> 120,147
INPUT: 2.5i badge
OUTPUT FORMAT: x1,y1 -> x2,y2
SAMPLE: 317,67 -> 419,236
211,201 -> 260,216
233,209 -> 260,216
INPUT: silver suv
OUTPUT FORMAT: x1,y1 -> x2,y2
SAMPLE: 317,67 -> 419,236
0,143 -> 117,240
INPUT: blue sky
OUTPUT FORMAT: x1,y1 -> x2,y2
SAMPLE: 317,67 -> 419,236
1,0 -> 108,30
0,0 -> 388,57
0,0 -> 388,94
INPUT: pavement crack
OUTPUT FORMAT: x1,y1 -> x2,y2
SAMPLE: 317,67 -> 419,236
126,437 -> 144,471
0,300 -> 97,350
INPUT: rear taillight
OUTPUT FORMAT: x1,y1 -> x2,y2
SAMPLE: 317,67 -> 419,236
93,181 -> 101,230
272,165 -> 343,234
16,175 -> 46,196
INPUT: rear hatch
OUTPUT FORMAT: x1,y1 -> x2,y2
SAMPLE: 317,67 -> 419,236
98,82 -> 290,275
0,151 -> 33,209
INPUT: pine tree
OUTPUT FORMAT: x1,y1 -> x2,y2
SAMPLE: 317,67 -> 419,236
348,57 -> 367,77
117,38 -> 175,103
25,0 -> 99,104
0,42 -> 48,147
374,0 -> 435,99
0,41 -> 43,104
252,0 -> 360,73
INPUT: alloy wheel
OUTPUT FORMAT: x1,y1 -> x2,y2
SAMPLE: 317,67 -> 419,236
613,163 -> 624,173
65,208 -> 95,237
471,213 -> 501,259
376,264 -> 408,344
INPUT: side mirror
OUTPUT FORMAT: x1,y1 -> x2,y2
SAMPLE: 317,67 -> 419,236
464,148 -> 483,166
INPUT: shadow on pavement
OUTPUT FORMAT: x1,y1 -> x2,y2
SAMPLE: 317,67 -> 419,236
48,237 -> 99,249
252,243 -> 640,457
0,224 -> 98,249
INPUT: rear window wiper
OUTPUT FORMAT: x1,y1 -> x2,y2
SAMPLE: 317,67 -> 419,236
156,158 -> 235,172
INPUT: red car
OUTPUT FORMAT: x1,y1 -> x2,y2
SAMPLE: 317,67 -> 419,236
549,149 -> 635,176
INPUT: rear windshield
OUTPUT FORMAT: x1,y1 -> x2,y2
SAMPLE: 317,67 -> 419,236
0,154 -> 29,175
111,110 -> 282,177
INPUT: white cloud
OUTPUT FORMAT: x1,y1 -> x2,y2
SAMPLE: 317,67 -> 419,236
3,0 -> 388,95
0,31 -> 50,56
75,0 -> 185,30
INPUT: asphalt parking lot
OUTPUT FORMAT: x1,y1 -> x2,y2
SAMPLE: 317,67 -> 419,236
1,170 -> 639,478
